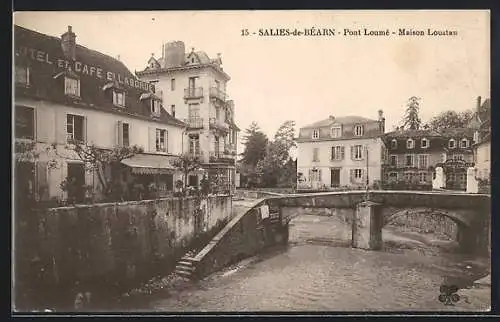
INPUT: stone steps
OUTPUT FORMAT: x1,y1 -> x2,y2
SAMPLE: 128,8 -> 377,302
174,256 -> 197,280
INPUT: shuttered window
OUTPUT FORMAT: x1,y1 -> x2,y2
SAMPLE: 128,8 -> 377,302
331,146 -> 344,160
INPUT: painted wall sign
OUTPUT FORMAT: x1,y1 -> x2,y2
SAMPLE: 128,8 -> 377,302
16,46 -> 155,93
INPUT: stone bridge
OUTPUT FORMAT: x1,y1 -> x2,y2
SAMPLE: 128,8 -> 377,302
262,190 -> 491,255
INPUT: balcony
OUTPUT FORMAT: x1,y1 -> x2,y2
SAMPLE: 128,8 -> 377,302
186,151 -> 204,160
209,151 -> 235,165
183,117 -> 204,129
184,87 -> 204,99
209,87 -> 227,102
209,117 -> 229,132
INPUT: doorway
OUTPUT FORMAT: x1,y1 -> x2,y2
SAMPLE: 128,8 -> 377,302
330,168 -> 340,187
67,163 -> 85,203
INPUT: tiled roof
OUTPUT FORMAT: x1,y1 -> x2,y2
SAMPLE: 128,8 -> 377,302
14,25 -> 186,128
437,127 -> 475,138
383,129 -> 441,138
301,116 -> 376,129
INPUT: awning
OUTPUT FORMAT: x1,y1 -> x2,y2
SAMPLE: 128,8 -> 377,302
121,154 -> 177,175
139,92 -> 161,101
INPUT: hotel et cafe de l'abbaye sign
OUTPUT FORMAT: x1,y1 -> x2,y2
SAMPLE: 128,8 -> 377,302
15,45 -> 155,93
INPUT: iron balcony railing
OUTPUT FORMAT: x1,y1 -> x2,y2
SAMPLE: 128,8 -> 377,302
209,117 -> 229,131
209,87 -> 227,101
184,87 -> 204,99
209,151 -> 235,164
183,117 -> 204,129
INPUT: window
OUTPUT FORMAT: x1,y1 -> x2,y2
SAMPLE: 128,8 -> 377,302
156,129 -> 167,152
473,131 -> 479,143
312,129 -> 319,139
388,172 -> 398,182
312,148 -> 319,162
151,99 -> 161,115
354,169 -> 363,179
171,105 -> 176,118
419,172 -> 428,183
390,139 -> 397,149
460,139 -> 469,148
390,155 -> 397,166
171,78 -> 175,91
331,126 -> 342,138
331,146 -> 345,160
406,139 -> 414,149
404,172 -> 414,182
452,154 -> 464,161
448,139 -> 456,149
15,65 -> 30,86
189,134 -> 200,155
66,114 -> 85,143
122,123 -> 130,147
421,138 -> 429,148
64,77 -> 80,97
353,145 -> 363,160
418,154 -> 428,168
354,125 -> 364,136
113,90 -> 125,107
15,106 -> 35,140
405,154 -> 414,167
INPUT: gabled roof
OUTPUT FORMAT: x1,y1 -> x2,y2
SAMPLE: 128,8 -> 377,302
301,116 -> 376,129
14,25 -> 186,128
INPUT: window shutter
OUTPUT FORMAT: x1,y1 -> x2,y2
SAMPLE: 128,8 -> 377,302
349,169 -> 354,183
350,146 -> 354,160
36,161 -> 48,201
84,116 -> 88,143
331,147 -> 334,160
165,130 -> 169,153
318,169 -> 322,182
341,146 -> 345,160
116,121 -> 123,146
58,112 -> 68,143
148,127 -> 156,152
360,146 -> 364,160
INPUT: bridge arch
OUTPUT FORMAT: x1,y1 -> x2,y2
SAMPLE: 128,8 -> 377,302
383,207 -> 471,228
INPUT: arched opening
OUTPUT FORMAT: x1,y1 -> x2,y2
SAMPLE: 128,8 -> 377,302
383,209 -> 467,254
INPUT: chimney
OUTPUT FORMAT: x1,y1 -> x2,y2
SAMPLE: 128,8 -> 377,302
61,26 -> 77,61
117,54 -> 121,61
378,109 -> 385,133
164,41 -> 185,68
329,115 -> 335,120
476,96 -> 482,112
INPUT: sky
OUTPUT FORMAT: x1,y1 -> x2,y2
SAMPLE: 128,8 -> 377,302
14,10 -> 490,155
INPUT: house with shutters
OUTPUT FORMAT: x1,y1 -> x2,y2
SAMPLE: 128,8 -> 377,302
296,111 -> 386,191
381,127 -> 475,191
14,25 -> 187,204
135,41 -> 239,193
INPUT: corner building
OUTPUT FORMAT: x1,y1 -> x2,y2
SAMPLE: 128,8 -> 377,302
136,42 -> 240,192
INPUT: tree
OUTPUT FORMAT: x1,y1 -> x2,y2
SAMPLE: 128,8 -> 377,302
170,153 -> 203,194
427,110 -> 474,130
273,120 -> 296,164
240,122 -> 268,167
402,96 -> 422,130
49,141 -> 143,200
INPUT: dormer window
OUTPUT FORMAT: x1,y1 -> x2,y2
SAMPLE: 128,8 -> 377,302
354,125 -> 364,136
15,65 -> 30,86
312,129 -> 320,139
421,138 -> 429,148
331,126 -> 342,138
406,139 -> 415,149
473,131 -> 479,143
151,99 -> 161,116
448,139 -> 456,149
460,138 -> 469,148
112,90 -> 125,107
64,77 -> 80,97
390,139 -> 397,149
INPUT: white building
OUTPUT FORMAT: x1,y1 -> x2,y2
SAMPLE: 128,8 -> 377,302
136,41 -> 239,191
296,112 -> 386,191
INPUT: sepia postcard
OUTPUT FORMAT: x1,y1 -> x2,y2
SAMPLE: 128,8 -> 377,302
12,10 -> 491,314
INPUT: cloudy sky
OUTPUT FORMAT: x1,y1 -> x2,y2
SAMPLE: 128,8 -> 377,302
14,10 -> 490,146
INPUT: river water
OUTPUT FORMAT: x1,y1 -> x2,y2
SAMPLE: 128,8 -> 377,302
117,214 -> 490,312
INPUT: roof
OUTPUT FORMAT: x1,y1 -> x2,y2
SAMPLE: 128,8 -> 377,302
121,153 -> 178,175
383,129 -> 441,138
301,116 -> 376,129
14,25 -> 186,128
437,127 -> 475,138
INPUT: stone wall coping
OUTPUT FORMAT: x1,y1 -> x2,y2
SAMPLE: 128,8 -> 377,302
192,198 -> 267,262
283,190 -> 490,198
43,194 -> 231,211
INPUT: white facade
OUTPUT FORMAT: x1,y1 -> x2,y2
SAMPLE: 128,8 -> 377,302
16,97 -> 185,200
297,137 -> 384,189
